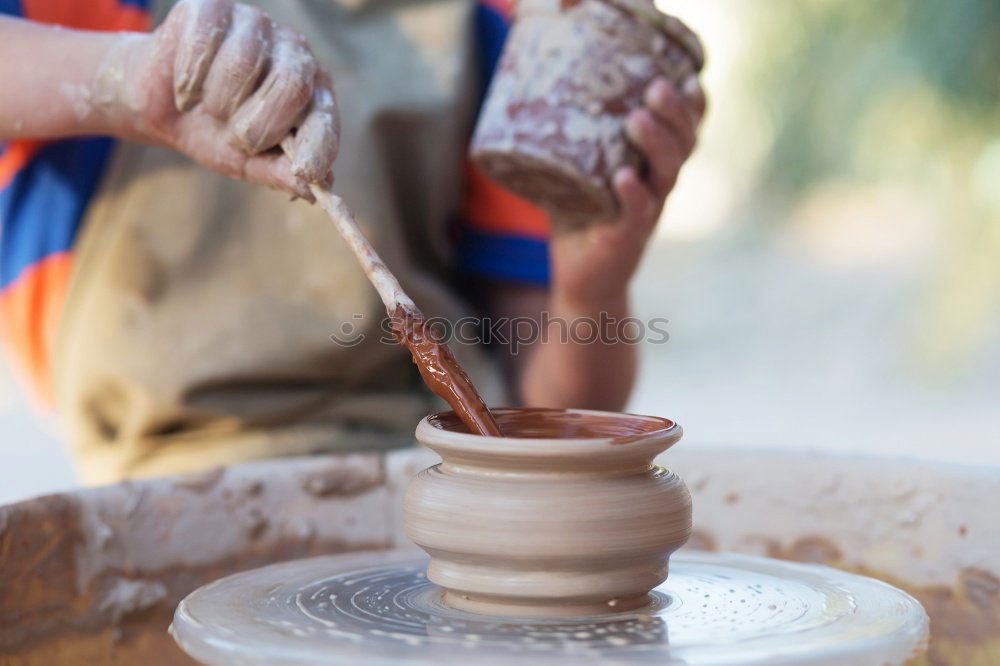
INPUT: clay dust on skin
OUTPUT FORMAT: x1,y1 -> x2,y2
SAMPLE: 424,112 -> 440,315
84,0 -> 339,195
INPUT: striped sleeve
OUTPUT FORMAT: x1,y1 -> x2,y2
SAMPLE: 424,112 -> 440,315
459,0 -> 551,286
0,0 -> 152,407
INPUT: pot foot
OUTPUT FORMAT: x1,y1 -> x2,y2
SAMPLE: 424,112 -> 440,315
440,589 -> 652,618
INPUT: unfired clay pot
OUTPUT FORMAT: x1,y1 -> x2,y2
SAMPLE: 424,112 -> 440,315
470,0 -> 704,225
403,407 -> 691,617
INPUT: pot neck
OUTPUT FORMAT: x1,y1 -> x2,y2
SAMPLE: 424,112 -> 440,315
435,452 -> 659,477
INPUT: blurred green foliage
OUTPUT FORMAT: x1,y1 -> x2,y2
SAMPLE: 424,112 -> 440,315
747,0 -> 999,196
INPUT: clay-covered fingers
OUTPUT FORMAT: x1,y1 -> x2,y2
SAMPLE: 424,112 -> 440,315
287,71 -> 340,185
644,77 -> 700,155
230,26 -> 317,155
201,3 -> 273,119
153,0 -> 337,196
242,151 -> 312,200
172,0 -> 235,111
186,130 -> 311,198
625,107 -> 685,199
680,74 -> 707,124
626,76 -> 703,199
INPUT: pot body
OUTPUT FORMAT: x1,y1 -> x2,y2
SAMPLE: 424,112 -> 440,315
403,408 -> 691,617
469,0 -> 703,226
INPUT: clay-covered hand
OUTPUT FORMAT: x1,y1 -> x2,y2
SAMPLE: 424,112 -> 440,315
550,75 -> 706,305
96,0 -> 339,198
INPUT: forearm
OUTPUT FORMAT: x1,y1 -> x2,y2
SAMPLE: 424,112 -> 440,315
486,74 -> 703,410
515,288 -> 638,412
0,16 -> 129,140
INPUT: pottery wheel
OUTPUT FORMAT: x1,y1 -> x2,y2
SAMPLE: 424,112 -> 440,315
171,550 -> 928,665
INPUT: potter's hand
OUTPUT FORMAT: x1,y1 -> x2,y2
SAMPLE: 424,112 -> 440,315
550,75 -> 705,305
487,75 -> 705,410
98,0 -> 339,198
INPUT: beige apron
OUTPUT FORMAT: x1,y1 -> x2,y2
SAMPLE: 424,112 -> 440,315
53,0 -> 506,485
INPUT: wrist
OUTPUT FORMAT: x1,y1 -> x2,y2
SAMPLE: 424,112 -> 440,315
89,33 -> 158,142
0,21 -> 144,140
549,282 -> 630,319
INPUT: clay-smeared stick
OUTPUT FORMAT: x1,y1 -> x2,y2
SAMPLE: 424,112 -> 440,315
282,154 -> 502,436
309,188 -> 415,314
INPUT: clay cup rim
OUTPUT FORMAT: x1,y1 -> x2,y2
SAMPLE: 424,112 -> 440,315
417,407 -> 682,470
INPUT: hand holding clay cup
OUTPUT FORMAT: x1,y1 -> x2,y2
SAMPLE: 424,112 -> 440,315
403,407 -> 691,618
94,0 -> 340,199
470,0 -> 704,226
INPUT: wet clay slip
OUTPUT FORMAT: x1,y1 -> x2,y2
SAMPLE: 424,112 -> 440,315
471,0 -> 704,224
389,305 -> 502,437
403,408 -> 691,617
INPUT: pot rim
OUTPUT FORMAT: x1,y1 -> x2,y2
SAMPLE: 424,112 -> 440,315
416,407 -> 683,465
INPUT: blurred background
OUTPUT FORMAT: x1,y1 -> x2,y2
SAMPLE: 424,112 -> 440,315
1,0 -> 998,503
630,0 -> 1000,461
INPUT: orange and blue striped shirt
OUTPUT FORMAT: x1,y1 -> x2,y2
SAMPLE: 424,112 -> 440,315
461,0 -> 552,285
0,0 -> 152,406
0,0 -> 549,407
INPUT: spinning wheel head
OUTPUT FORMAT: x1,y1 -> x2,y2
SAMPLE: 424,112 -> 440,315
172,550 -> 928,665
